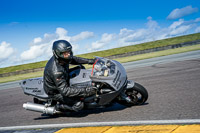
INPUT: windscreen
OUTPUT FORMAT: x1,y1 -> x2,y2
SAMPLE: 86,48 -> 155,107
91,58 -> 115,77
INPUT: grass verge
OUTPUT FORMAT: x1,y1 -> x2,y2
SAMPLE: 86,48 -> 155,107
0,71 -> 43,84
0,44 -> 200,83
115,44 -> 200,63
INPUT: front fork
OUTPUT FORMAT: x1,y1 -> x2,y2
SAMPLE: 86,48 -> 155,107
120,80 -> 135,103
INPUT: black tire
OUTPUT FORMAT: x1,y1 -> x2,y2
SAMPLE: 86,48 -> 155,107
117,82 -> 148,106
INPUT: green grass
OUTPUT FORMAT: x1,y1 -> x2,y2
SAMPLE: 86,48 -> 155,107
0,60 -> 47,75
115,43 -> 200,63
0,71 -> 44,83
77,33 -> 200,59
0,44 -> 200,83
0,33 -> 200,75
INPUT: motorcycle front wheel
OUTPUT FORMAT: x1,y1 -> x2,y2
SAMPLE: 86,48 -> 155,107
117,82 -> 148,106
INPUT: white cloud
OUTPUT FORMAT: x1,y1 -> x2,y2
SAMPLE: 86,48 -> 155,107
89,17 -> 162,51
122,29 -> 147,43
146,16 -> 159,29
70,31 -> 94,42
89,16 -> 199,51
119,17 -> 160,45
195,27 -> 200,33
20,44 -> 48,61
20,27 -> 94,62
169,19 -> 184,29
167,5 -> 198,20
119,28 -> 134,37
56,27 -> 68,39
169,25 -> 193,36
33,37 -> 42,43
0,41 -> 14,60
90,33 -> 116,51
21,33 -> 57,61
168,18 -> 199,36
101,33 -> 116,42
88,17 -> 162,51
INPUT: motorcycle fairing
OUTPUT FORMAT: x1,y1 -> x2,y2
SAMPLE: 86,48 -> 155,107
20,77 -> 49,99
97,78 -> 127,105
69,69 -> 92,88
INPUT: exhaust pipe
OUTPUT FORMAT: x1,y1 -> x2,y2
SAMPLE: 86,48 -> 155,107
23,102 -> 56,115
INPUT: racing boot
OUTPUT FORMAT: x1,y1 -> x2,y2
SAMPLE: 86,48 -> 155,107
55,101 -> 84,112
71,101 -> 84,112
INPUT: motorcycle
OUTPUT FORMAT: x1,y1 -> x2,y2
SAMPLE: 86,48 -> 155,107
20,57 -> 148,115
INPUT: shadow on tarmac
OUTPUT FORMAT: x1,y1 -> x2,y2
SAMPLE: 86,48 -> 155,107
34,103 -> 148,120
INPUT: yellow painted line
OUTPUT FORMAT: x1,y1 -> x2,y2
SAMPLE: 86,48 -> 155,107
55,124 -> 200,133
55,126 -> 112,133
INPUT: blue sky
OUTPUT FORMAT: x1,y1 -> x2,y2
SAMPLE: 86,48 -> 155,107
0,0 -> 200,68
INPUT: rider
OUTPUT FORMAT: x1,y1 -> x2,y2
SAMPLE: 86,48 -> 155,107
43,40 -> 96,112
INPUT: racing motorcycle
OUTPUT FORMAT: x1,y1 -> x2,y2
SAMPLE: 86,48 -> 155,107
20,57 -> 148,115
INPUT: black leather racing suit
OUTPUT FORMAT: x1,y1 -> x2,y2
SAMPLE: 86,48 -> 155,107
43,55 -> 95,104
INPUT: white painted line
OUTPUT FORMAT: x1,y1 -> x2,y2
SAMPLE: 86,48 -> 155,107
1,119 -> 200,130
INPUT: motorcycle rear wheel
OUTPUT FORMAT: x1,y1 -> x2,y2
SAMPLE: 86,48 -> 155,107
118,82 -> 148,106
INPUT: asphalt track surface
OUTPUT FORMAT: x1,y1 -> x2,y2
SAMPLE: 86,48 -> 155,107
0,50 -> 200,130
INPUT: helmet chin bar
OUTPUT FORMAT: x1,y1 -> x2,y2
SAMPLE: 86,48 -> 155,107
62,51 -> 73,60
53,49 -> 73,61
62,51 -> 71,59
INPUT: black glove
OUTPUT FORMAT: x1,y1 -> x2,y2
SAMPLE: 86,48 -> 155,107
84,86 -> 96,97
53,94 -> 63,101
88,58 -> 96,65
